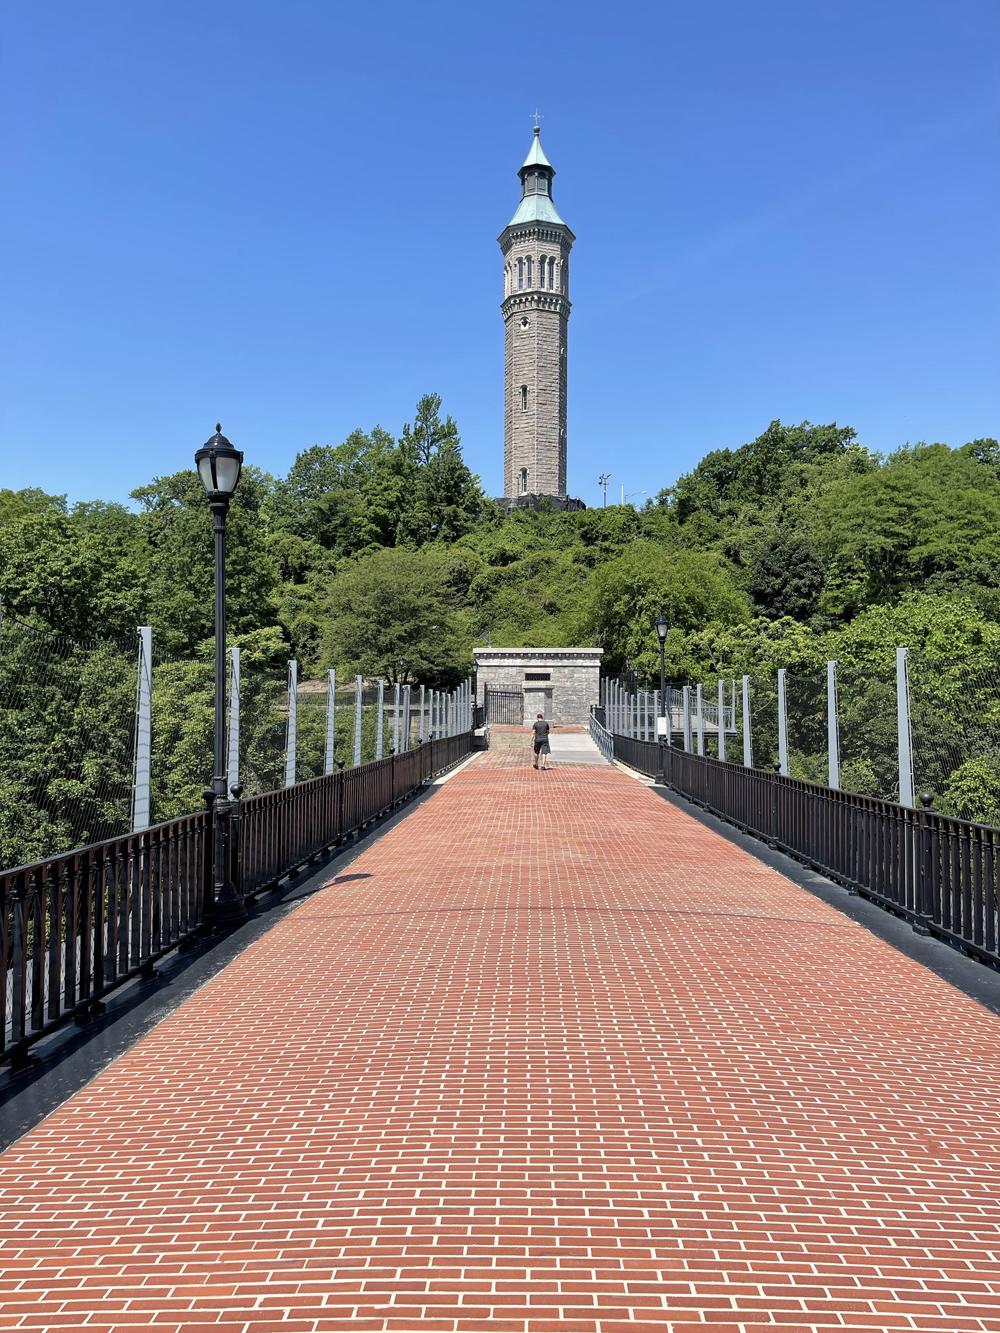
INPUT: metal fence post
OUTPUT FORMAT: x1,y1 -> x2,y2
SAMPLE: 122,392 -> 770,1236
226,643 -> 240,794
682,686 -> 693,753
353,674 -> 363,767
695,684 -> 704,757
826,659 -> 840,790
403,684 -> 412,750
284,659 -> 297,788
392,682 -> 401,752
914,793 -> 935,935
419,684 -> 426,742
131,626 -> 153,832
717,678 -> 726,763
375,679 -> 385,760
897,646 -> 914,808
777,668 -> 789,777
742,675 -> 753,768
324,668 -> 337,776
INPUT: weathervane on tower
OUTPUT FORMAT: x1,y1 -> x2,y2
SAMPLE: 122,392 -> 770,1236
495,122 -> 583,512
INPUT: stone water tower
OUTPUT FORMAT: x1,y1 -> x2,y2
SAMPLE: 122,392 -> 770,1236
498,126 -> 577,505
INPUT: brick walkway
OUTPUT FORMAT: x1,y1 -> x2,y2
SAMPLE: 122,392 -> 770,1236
2,752 -> 1000,1332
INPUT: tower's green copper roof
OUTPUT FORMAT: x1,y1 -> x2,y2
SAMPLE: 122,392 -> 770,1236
521,126 -> 553,170
506,125 -> 567,227
507,193 -> 567,227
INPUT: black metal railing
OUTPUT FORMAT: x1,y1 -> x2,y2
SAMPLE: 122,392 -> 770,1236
612,733 -> 999,969
2,732 -> 474,1064
1,811 -> 210,1065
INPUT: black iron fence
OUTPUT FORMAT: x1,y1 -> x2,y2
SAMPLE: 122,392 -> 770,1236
612,734 -> 1000,969
2,732 -> 474,1064
484,687 -> 522,726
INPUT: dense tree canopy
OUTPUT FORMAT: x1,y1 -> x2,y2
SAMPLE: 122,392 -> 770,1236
4,404 -> 1000,866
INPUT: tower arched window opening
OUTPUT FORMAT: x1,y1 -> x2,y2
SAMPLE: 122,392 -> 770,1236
548,257 -> 555,289
526,256 -> 533,288
520,467 -> 528,493
517,258 -> 523,290
520,385 -> 528,411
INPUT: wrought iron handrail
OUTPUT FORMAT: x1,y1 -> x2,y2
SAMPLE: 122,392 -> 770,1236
588,709 -> 614,764
2,731 -> 475,1064
611,733 -> 999,969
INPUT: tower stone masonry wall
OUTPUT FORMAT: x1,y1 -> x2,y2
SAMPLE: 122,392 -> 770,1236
503,299 -> 568,497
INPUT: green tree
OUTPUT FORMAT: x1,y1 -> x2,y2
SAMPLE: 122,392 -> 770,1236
583,542 -> 750,678
319,546 -> 472,685
131,466 -> 281,655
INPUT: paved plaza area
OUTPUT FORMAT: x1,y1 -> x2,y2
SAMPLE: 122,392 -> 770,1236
2,751 -> 1000,1331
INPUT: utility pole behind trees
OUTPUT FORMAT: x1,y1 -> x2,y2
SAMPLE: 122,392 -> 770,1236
598,473 -> 610,507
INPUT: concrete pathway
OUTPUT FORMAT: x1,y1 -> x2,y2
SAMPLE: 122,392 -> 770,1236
546,730 -> 608,765
2,751 -> 1000,1331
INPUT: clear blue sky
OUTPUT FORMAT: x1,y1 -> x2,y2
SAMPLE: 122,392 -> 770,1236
3,0 -> 998,508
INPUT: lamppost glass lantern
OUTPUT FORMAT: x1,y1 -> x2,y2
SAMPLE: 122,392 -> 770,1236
195,424 -> 243,502
655,614 -> 669,645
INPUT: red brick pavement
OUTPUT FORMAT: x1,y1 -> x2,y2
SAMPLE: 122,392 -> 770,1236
2,751 -> 1000,1333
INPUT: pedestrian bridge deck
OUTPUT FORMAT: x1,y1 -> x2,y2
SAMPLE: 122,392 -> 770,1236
2,751 -> 1000,1332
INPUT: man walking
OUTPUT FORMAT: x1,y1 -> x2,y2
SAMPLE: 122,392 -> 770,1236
531,712 -> 551,770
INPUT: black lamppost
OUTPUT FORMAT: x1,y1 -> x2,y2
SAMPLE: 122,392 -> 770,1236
655,614 -> 669,782
195,424 -> 245,925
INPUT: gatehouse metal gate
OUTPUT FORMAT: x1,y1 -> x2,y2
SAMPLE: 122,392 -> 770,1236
484,687 -> 523,726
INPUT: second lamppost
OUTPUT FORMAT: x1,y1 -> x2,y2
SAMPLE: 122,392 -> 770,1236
655,614 -> 669,782
195,424 -> 246,925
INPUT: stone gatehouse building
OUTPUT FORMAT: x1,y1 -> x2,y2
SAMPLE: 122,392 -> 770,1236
474,647 -> 603,726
